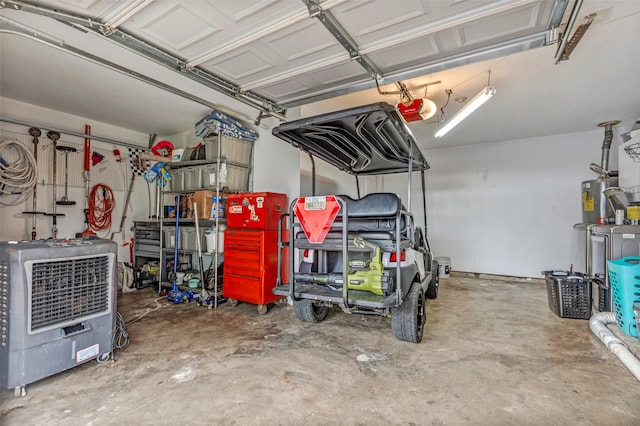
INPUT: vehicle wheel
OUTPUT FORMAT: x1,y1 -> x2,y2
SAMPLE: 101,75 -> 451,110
426,268 -> 439,299
391,283 -> 425,343
228,298 -> 239,307
293,299 -> 329,323
257,304 -> 268,315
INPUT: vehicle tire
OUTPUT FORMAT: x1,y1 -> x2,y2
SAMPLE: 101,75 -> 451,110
293,299 -> 329,323
391,283 -> 425,343
426,267 -> 439,299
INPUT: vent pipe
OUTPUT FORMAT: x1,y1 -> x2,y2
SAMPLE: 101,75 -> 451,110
598,120 -> 620,172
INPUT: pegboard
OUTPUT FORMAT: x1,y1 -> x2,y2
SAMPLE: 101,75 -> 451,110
1,129 -> 129,192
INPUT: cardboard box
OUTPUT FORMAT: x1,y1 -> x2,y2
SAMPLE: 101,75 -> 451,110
193,190 -> 227,219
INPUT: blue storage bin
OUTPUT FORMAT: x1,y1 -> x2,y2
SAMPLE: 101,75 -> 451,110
607,257 -> 640,337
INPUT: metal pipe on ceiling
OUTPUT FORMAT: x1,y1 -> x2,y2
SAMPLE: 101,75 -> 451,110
0,24 -> 268,127
304,0 -> 382,80
280,31 -> 546,108
553,0 -> 584,64
0,29 -> 219,115
0,116 -> 148,150
1,0 -> 285,118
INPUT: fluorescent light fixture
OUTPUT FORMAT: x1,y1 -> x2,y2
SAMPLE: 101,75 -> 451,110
435,86 -> 496,138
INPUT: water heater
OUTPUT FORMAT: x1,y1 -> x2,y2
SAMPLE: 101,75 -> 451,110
581,177 -> 618,224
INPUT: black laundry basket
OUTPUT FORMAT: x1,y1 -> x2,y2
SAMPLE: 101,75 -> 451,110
544,270 -> 591,319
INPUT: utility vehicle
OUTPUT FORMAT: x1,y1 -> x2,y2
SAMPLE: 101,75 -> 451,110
272,103 -> 438,343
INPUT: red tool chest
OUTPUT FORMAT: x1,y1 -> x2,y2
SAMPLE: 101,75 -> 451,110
226,192 -> 288,230
223,192 -> 288,314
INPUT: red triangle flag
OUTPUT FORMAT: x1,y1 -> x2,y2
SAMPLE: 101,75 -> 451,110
294,196 -> 341,243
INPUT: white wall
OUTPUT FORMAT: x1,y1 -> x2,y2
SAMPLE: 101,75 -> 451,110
0,98 -> 154,261
252,117 -> 301,203
384,127 -> 630,278
298,152 -> 384,198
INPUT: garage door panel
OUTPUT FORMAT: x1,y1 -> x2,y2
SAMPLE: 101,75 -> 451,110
368,36 -> 441,71
263,19 -> 337,62
255,60 -> 367,102
120,0 -> 309,61
203,48 -> 279,81
456,3 -> 542,46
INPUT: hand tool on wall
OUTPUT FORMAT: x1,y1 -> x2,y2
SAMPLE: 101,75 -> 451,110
111,174 -> 135,241
55,145 -> 77,206
44,131 -> 64,239
22,127 -> 45,240
78,125 -> 96,238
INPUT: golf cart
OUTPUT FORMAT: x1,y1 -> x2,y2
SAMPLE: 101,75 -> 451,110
272,102 -> 439,343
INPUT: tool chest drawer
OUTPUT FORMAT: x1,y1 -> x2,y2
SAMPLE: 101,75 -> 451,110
224,229 -> 263,251
223,229 -> 283,306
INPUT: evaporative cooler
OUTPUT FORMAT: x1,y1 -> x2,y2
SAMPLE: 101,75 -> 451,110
0,239 -> 117,396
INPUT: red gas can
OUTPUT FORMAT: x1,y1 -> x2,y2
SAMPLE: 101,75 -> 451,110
226,192 -> 288,230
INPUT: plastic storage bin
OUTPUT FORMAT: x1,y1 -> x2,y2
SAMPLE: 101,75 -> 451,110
201,163 -> 250,192
204,135 -> 253,165
163,226 -> 178,248
183,167 -> 202,191
180,227 -> 205,252
634,302 -> 640,343
543,270 -> 591,319
607,257 -> 640,337
169,169 -> 183,192
225,164 -> 250,191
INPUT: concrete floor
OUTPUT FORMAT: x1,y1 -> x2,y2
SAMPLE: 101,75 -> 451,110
1,274 -> 639,425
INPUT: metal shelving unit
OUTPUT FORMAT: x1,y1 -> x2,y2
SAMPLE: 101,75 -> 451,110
132,221 -> 162,286
158,133 -> 253,307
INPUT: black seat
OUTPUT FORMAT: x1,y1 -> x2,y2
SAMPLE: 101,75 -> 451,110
294,192 -> 413,251
335,193 -> 409,234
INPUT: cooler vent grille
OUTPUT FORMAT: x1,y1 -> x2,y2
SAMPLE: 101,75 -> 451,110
30,256 -> 110,332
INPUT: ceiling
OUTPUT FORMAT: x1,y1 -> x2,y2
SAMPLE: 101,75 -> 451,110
1,0 -> 639,150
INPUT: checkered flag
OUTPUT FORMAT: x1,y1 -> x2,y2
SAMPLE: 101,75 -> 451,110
128,148 -> 150,176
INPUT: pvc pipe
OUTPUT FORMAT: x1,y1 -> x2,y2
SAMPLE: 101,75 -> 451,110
589,312 -> 640,382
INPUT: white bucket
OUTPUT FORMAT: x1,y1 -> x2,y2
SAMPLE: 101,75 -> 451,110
205,226 -> 225,253
436,256 -> 451,278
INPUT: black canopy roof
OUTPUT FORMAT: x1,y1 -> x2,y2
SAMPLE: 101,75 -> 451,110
272,103 -> 429,175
